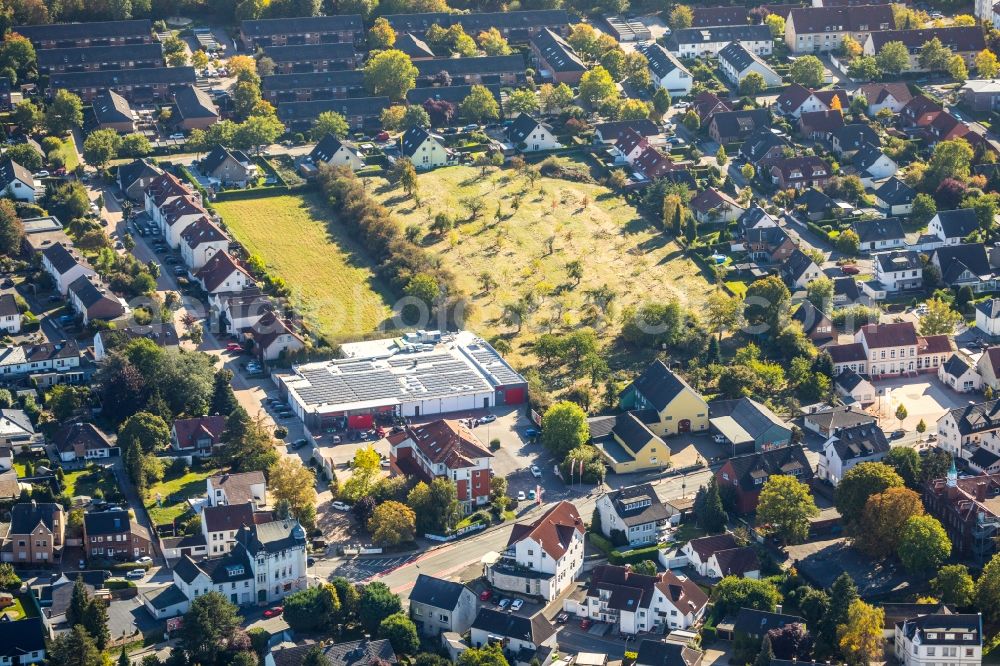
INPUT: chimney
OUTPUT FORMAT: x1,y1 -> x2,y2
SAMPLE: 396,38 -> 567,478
31,499 -> 36,509
776,604 -> 783,614
976,482 -> 988,501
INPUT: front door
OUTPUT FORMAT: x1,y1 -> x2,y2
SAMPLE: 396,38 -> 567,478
678,419 -> 691,433
231,593 -> 238,605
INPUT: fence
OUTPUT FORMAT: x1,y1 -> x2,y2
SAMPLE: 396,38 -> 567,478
424,521 -> 487,542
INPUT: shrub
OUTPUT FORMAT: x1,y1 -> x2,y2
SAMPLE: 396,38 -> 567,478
608,544 -> 661,566
489,438 -> 500,451
274,425 -> 289,438
588,532 -> 612,555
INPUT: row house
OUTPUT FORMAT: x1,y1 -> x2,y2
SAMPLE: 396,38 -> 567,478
693,5 -> 748,26
41,242 -> 95,295
484,501 -> 584,602
37,43 -> 164,74
83,510 -> 153,561
389,419 -> 493,512
14,19 -> 153,49
384,10 -> 571,42
776,82 -> 849,118
214,289 -> 274,335
173,85 -> 220,131
277,96 -> 389,131
0,341 -> 82,382
530,28 -> 587,85
395,32 -> 437,59
143,172 -> 201,230
923,463 -> 1000,562
718,41 -> 782,88
569,564 -> 708,633
92,90 -> 135,133
665,24 -> 773,58
239,15 -> 365,50
180,218 -> 229,271
248,311 -> 305,362
863,26 -> 986,72
48,66 -> 197,103
414,55 -> 523,87
770,156 -> 832,190
195,250 -> 255,297
407,83 -> 502,113
161,196 -> 210,249
784,4 -> 893,53
827,321 -> 952,376
709,108 -> 771,145
262,42 -> 359,74
261,70 -> 365,103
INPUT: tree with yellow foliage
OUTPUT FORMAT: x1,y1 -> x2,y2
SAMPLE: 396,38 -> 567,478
953,14 -> 977,25
838,599 -> 884,664
977,49 -> 1000,78
840,35 -> 863,61
829,94 -> 842,112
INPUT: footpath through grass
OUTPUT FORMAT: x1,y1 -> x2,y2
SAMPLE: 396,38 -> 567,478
214,193 -> 394,342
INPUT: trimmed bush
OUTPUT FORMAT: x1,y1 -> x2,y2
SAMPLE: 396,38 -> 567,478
588,532 -> 612,555
608,544 -> 662,566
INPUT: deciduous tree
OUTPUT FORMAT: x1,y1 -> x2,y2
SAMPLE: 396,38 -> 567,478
756,474 -> 818,544
270,457 -> 318,530
919,297 -> 962,335
358,582 -> 402,634
180,592 -> 242,665
379,613 -> 419,655
459,84 -> 500,123
541,401 -> 589,459
311,111 -> 349,140
83,128 -> 121,169
853,486 -> 924,558
368,17 -> 396,50
578,66 -> 617,108
790,55 -> 825,87
368,500 -> 416,546
364,49 -> 417,101
876,41 -> 910,76
933,564 -> 974,606
835,462 -> 903,525
898,514 -> 951,572
837,600 -> 883,664
45,89 -> 84,135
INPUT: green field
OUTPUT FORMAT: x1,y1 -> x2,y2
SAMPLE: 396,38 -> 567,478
370,162 -> 714,365
62,466 -> 120,500
145,464 -> 223,525
214,194 -> 393,342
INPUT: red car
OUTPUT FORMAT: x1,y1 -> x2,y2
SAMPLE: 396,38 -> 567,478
580,619 -> 592,630
841,264 -> 860,275
479,590 -> 492,601
263,606 -> 283,618
226,343 -> 243,352
375,131 -> 390,141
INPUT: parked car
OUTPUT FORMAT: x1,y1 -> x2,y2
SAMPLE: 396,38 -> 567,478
278,411 -> 294,419
136,556 -> 153,565
331,501 -> 351,511
126,569 -> 145,580
891,429 -> 906,440
168,133 -> 185,140
479,414 -> 497,424
307,557 -> 315,566
530,465 -> 542,478
263,606 -> 283,618
841,264 -> 860,275
292,438 -> 309,449
510,599 -> 524,611
528,490 -> 536,500
375,131 -> 390,141
34,170 -> 50,178
556,612 -> 569,623
479,590 -> 493,601
226,342 -> 243,352
517,491 -> 526,501
581,619 -> 592,630
498,598 -> 511,610
525,428 -> 539,438
712,434 -> 728,444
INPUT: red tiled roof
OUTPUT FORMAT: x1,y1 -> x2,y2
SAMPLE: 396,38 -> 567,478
194,250 -> 253,293
918,335 -> 953,355
860,321 -> 918,349
507,500 -> 583,560
172,415 -> 226,449
828,342 -> 867,363
393,419 -> 492,468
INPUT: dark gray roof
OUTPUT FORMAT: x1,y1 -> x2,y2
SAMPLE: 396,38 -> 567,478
835,368 -> 868,393
507,113 -> 548,144
50,66 -> 196,89
0,616 -> 46,658
855,142 -> 891,171
942,353 -> 973,379
14,19 -> 152,42
409,574 -> 470,611
595,119 -> 660,140
269,639 -> 396,666
235,518 -> 306,555
311,134 -> 356,163
42,243 -> 82,274
174,547 -> 254,585
854,217 -> 905,244
92,89 -> 133,125
407,84 -> 502,108
733,608 -> 805,636
38,43 -> 162,67
725,445 -> 813,491
201,145 -> 252,175
828,423 -> 889,461
713,546 -> 761,577
977,298 -> 1000,319
710,109 -> 771,141
384,9 -> 570,34
875,176 -> 916,206
607,483 -> 670,527
806,405 -> 874,431
144,583 -> 188,610
262,69 -> 365,92
831,123 -> 880,152
780,248 -> 818,283
788,4 -> 893,34
875,249 -> 921,273
240,15 -> 363,38
173,84 -> 219,120
414,54 -> 525,77
798,187 -> 836,214
277,97 -> 389,123
10,502 -> 61,534
868,26 -> 985,52
68,275 -> 118,310
791,300 -> 831,337
471,607 -> 556,645
395,32 -> 436,58
935,208 -> 979,239
117,158 -> 162,190
400,126 -> 438,157
261,42 -> 357,63
970,447 -> 999,470
0,157 -> 33,188
666,24 -> 771,49
532,27 -> 586,73
833,276 -> 862,302
933,243 -> 991,284
718,41 -> 772,74
740,128 -> 791,164
635,639 -> 703,666
0,293 -> 18,318
945,398 -> 1000,436
612,411 -> 661,453
84,510 -> 132,535
641,43 -> 688,80
710,397 -> 789,443
898,612 -> 981,646
630,359 -> 693,412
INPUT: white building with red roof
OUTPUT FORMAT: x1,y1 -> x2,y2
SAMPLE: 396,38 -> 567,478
194,250 -> 254,296
389,419 -> 493,512
826,321 -> 952,377
171,414 -> 226,455
485,500 -> 585,602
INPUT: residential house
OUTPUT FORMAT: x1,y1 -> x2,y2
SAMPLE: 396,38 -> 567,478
0,443 -> 10,471
572,564 -> 709,633
395,32 -> 436,59
238,15 -> 364,50
692,5 -> 748,26
14,19 -> 153,49
855,143 -> 898,182
714,445 -> 813,513
834,369 -> 877,405
143,172 -> 198,228
929,209 -> 980,246
180,218 -> 229,271
931,244 -> 994,292
863,27 -> 985,71
217,289 -> 273,335
200,146 -> 259,188
0,293 -> 21,334
829,321 -> 951,376
961,79 -> 1000,113
854,217 -> 907,253
0,616 -> 46,665
894,610 -> 983,666
413,56 -> 523,86
470,609 -> 558,666
401,126 -> 449,169
978,299 -> 1000,337
666,25 -> 773,58
261,69 -> 365,103
709,398 -> 792,455
791,300 -> 834,342
718,41 -> 782,88
692,91 -> 732,124
248,311 -> 304,362
173,85 -> 220,131
784,4 -> 893,53
681,534 -> 760,579
263,640 -> 396,666
595,483 -> 672,546
67,275 -> 126,323
384,10 -> 571,43
819,423 -> 889,485
201,503 -> 255,555
261,42 -> 358,74
769,156 -> 832,190
728,609 -> 806,647
640,43 -> 693,94
54,422 -> 116,462
780,248 -> 823,290
83,510 -> 152,561
803,404 -> 875,437
736,205 -> 779,237
93,324 -> 178,362
593,119 -> 661,145
0,158 -> 36,202
743,226 -> 796,263
0,409 -> 37,447
277,97 -> 390,132
833,275 -> 864,306
484,501 -> 584,602
389,420 -> 493,512
740,128 -> 792,168
709,109 -> 771,145
507,113 -> 560,152
91,89 -> 134,133
610,127 -> 649,165
48,67 -> 197,102
618,359 -> 709,437
858,82 -> 913,115
116,158 -> 162,203
797,187 -> 838,221
873,249 -> 922,292
923,463 -> 999,561
875,176 -> 916,216
8,501 -> 64,564
831,123 -> 880,156
195,251 -> 254,296
208,471 -> 267,509
160,196 -> 210,249
408,574 -> 478,637
308,134 -> 365,171
939,352 -> 982,394
797,109 -> 844,140
595,412 -> 673,473
690,188 -> 745,224
171,415 -> 226,455
0,341 -> 83,384
776,83 -> 849,118
635,640 -> 703,666
530,28 -> 587,85
39,246 -> 88,304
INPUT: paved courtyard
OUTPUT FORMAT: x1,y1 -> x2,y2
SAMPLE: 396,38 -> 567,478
871,375 -> 971,433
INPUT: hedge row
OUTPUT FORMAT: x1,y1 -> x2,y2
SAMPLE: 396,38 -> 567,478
213,185 -> 292,201
608,543 -> 661,566
588,532 -> 613,555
